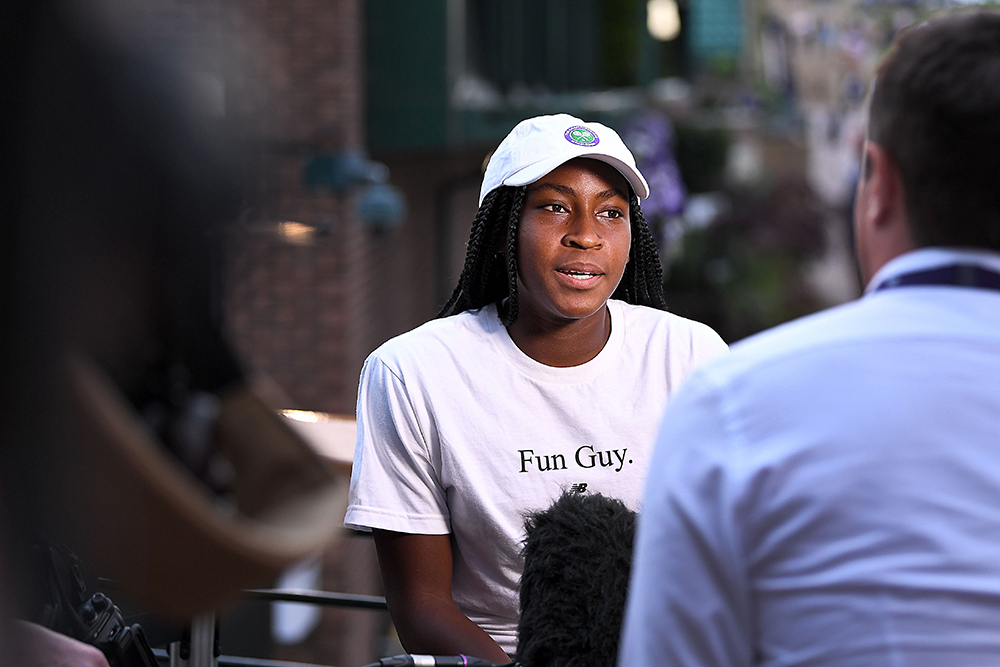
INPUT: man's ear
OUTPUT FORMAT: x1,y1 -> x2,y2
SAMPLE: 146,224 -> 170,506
860,141 -> 904,230
855,140 -> 915,283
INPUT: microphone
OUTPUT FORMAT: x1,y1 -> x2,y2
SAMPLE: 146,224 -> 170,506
369,654 -> 511,667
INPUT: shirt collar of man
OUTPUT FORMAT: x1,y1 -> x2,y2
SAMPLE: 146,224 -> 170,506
865,246 -> 1000,295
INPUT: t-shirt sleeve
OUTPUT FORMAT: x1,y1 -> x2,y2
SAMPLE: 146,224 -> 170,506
344,353 -> 451,534
666,318 -> 729,393
618,373 -> 753,667
691,321 -> 730,367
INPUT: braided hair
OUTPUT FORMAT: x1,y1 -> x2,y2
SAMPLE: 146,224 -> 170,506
438,183 -> 666,326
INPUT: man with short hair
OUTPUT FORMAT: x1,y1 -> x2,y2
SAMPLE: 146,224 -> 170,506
619,10 -> 1000,667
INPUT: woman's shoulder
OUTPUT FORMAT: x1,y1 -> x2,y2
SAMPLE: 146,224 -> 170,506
614,300 -> 728,354
367,305 -> 500,371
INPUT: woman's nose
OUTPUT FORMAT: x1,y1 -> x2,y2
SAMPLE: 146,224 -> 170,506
562,212 -> 602,249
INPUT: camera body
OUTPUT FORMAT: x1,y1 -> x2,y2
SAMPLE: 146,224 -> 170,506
75,592 -> 158,667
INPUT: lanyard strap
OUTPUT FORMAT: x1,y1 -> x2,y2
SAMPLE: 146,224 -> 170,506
875,263 -> 1000,293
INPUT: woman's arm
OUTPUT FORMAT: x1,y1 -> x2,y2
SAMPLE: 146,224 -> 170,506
372,529 -> 510,664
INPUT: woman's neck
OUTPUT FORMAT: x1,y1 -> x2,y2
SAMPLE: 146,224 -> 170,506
505,305 -> 612,367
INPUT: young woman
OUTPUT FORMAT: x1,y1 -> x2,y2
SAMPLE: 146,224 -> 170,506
345,114 -> 727,662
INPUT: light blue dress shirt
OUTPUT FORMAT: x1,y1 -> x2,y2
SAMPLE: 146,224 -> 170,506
620,247 -> 1000,667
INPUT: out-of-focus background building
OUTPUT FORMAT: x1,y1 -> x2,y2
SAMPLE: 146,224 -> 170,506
10,0 -> 949,664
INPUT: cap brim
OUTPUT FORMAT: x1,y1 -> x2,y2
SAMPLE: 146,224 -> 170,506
502,153 -> 649,199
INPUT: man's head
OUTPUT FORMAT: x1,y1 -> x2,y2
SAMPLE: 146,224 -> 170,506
855,10 -> 1000,282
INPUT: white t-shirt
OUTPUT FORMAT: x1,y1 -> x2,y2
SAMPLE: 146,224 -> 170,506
345,299 -> 728,653
620,248 -> 1000,667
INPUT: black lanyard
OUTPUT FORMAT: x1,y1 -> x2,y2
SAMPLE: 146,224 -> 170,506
875,263 -> 1000,293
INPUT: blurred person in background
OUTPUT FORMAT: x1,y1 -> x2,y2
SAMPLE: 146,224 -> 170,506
620,10 -> 1000,667
2,0 -> 238,659
2,1 -> 343,665
346,114 -> 727,663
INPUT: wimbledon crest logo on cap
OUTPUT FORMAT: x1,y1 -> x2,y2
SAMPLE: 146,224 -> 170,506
564,126 -> 600,147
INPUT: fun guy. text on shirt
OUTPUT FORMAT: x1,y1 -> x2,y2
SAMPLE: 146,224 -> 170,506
518,445 -> 633,473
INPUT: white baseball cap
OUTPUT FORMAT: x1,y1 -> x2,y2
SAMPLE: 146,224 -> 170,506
479,113 -> 650,205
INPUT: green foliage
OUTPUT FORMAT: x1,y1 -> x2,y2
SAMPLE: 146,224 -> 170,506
704,54 -> 738,78
599,0 -> 642,87
663,181 -> 832,342
673,124 -> 730,193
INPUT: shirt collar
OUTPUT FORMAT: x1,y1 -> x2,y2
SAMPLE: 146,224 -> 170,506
865,247 -> 1000,295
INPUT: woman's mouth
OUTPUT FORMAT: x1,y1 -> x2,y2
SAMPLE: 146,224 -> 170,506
556,267 -> 604,287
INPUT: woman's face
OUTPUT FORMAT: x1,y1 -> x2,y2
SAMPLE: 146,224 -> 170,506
514,158 -> 632,329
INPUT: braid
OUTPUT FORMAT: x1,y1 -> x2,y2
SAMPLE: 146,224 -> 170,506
438,189 -> 498,318
612,194 -> 666,310
438,186 -> 527,320
499,186 -> 526,326
479,189 -> 513,299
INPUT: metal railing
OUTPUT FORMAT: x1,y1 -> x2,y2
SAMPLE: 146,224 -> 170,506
153,648 -> 334,667
155,588 -> 388,667
242,588 -> 387,611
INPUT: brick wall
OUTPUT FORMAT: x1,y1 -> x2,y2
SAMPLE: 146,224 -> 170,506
223,0 -> 368,415
97,0 -> 372,414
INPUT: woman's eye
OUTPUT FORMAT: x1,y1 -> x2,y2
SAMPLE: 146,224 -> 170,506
543,203 -> 567,213
599,208 -> 625,220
